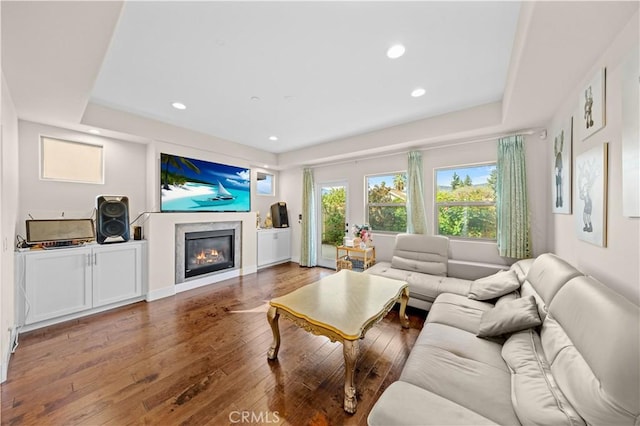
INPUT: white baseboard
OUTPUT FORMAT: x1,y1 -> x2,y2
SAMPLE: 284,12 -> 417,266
2,326 -> 20,383
2,346 -> 9,383
242,265 -> 258,275
145,285 -> 176,302
175,269 -> 240,294
257,260 -> 290,270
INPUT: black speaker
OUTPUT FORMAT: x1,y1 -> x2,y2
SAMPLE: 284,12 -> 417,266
96,195 -> 130,244
271,202 -> 289,228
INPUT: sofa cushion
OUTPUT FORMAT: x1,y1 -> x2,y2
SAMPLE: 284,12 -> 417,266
407,274 -> 470,301
367,381 -> 499,426
542,276 -> 640,425
468,269 -> 520,300
502,328 -> 585,426
494,290 -> 519,307
400,336 -> 520,425
416,323 -> 507,370
522,253 -> 582,320
509,258 -> 534,283
477,295 -> 541,337
391,234 -> 449,276
365,262 -> 471,303
365,261 -> 414,281
426,293 -> 493,334
391,255 -> 447,276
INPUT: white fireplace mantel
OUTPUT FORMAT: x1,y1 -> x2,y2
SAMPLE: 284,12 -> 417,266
144,212 -> 257,301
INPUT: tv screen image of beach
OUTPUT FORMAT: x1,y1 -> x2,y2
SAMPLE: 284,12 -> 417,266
160,153 -> 251,212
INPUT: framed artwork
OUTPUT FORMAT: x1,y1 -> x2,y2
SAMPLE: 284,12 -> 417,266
579,68 -> 606,141
552,117 -> 572,214
575,143 -> 608,247
621,47 -> 639,217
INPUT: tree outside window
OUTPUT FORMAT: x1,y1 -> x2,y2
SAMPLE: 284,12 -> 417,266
321,186 -> 346,246
366,173 -> 407,233
435,164 -> 497,239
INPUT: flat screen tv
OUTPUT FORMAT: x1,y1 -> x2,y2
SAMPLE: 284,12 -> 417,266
160,153 -> 251,212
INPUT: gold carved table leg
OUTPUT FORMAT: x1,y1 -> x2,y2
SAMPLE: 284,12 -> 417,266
267,306 -> 280,360
343,339 -> 360,414
399,287 -> 410,328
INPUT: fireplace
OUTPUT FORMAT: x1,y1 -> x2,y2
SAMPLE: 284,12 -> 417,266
175,221 -> 242,285
184,229 -> 235,278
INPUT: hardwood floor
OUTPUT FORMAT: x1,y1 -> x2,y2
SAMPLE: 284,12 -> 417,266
1,263 -> 425,425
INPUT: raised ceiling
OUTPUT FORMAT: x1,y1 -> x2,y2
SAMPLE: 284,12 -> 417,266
90,2 -> 520,153
2,1 -> 638,163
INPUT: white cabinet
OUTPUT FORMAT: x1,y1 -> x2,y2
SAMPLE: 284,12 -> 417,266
22,247 -> 93,324
257,228 -> 291,268
92,243 -> 143,308
16,241 -> 145,328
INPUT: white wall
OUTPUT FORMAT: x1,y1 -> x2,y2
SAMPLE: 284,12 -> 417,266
144,212 -> 257,301
1,73 -> 20,382
17,121 -> 147,238
281,135 -> 549,267
547,11 -> 639,305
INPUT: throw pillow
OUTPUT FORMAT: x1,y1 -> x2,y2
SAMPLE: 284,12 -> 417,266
477,295 -> 541,337
468,269 -> 520,300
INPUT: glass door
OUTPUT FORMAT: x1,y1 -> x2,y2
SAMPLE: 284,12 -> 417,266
317,181 -> 348,269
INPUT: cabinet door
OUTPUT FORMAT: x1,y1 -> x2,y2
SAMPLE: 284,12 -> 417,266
24,248 -> 92,324
92,243 -> 142,307
273,229 -> 291,262
257,231 -> 274,266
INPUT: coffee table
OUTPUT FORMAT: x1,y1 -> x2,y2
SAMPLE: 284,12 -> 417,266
266,269 -> 409,413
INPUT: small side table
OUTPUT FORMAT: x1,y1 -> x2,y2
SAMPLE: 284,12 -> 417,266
336,245 -> 376,271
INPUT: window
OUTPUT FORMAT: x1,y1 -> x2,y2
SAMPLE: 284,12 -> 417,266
40,136 -> 104,184
256,171 -> 275,196
366,172 -> 407,233
435,163 -> 497,240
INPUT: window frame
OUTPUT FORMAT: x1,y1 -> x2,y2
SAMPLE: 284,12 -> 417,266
256,171 -> 275,196
434,162 -> 497,241
40,135 -> 105,184
365,171 -> 408,234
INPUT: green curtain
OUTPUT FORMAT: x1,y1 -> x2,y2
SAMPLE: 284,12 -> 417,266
300,168 -> 317,267
496,135 -> 532,259
407,151 -> 428,234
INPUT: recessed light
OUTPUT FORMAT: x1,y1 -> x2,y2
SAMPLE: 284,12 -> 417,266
251,96 -> 260,101
263,164 -> 269,168
88,129 -> 100,135
269,136 -> 278,141
411,87 -> 426,98
171,102 -> 187,110
387,44 -> 406,59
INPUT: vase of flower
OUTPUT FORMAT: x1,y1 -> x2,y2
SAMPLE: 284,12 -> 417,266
352,224 -> 373,249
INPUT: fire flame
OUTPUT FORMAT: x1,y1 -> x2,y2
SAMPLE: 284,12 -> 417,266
194,249 -> 222,264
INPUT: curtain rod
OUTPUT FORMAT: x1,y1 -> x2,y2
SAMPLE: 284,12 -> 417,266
309,127 -> 543,169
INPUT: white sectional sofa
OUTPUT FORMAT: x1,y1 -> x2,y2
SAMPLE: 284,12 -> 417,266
364,234 -> 505,310
367,251 -> 640,425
